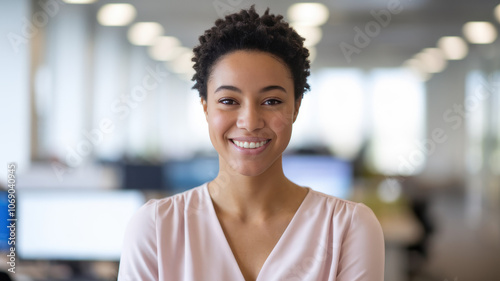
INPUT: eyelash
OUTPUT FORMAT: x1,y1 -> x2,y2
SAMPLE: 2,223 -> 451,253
218,98 -> 282,106
219,99 -> 238,105
263,99 -> 282,106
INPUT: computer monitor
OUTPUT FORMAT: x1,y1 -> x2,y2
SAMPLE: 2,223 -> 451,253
282,155 -> 352,199
17,189 -> 144,261
163,155 -> 352,198
163,157 -> 219,192
122,163 -> 164,190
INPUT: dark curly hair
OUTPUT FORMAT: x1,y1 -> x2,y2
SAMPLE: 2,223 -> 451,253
191,5 -> 311,101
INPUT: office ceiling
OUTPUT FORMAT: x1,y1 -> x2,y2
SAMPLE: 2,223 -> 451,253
88,0 -> 500,69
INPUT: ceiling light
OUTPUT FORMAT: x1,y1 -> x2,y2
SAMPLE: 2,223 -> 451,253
97,4 -> 136,26
437,36 -> 468,60
403,59 -> 431,81
292,25 -> 322,47
168,50 -> 194,74
127,22 -> 164,46
148,37 -> 184,61
288,3 -> 329,26
495,4 -> 500,24
414,48 -> 447,73
463,21 -> 497,44
63,0 -> 97,3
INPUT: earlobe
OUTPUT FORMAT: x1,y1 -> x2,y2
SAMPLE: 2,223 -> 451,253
201,98 -> 208,120
292,98 -> 302,123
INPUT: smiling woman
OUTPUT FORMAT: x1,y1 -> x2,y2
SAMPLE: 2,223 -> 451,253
118,5 -> 384,281
203,50 -> 300,177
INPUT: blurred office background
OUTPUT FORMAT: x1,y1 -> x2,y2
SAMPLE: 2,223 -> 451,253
1,0 -> 500,280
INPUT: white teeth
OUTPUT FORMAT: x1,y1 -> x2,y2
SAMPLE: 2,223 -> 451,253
233,140 -> 269,149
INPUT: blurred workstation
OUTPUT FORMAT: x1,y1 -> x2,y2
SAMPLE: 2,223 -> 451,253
1,0 -> 500,280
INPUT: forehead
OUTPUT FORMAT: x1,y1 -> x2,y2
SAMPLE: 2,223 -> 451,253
207,50 -> 293,91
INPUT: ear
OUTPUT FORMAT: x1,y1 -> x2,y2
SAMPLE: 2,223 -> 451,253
292,98 -> 302,123
201,97 -> 208,121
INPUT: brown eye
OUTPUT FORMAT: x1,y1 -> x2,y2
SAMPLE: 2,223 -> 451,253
219,98 -> 238,105
263,99 -> 282,106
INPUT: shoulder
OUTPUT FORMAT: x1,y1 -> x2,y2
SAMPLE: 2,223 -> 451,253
306,188 -> 359,215
310,189 -> 384,250
138,184 -> 208,220
306,188 -> 383,234
126,199 -> 157,232
349,203 -> 382,232
306,190 -> 385,279
124,184 -> 207,239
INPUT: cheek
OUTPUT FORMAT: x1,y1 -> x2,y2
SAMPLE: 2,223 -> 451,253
270,111 -> 294,136
208,109 -> 232,139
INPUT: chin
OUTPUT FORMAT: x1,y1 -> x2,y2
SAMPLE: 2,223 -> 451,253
230,163 -> 268,177
229,154 -> 285,177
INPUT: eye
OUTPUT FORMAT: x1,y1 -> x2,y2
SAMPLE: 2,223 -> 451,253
263,99 -> 282,106
219,98 -> 238,105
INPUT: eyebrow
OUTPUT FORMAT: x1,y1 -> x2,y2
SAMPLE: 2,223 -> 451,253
214,85 -> 287,94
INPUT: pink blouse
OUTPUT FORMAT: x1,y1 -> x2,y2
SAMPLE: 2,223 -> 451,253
118,182 -> 384,281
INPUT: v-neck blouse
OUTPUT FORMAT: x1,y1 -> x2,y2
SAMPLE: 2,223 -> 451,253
118,182 -> 384,281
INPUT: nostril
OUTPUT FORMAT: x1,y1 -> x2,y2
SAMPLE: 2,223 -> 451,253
236,112 -> 265,131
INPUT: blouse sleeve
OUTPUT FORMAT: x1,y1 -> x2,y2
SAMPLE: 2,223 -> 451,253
118,199 -> 159,281
336,203 -> 385,281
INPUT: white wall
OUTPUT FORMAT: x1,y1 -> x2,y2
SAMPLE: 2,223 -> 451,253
421,58 -> 469,185
0,0 -> 31,186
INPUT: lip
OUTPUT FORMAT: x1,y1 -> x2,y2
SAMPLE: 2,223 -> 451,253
230,137 -> 270,142
229,138 -> 271,155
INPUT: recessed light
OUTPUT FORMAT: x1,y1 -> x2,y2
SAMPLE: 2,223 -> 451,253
97,4 -> 136,26
415,48 -> 447,73
127,22 -> 164,46
463,21 -> 497,44
437,36 -> 468,60
168,50 -> 194,74
292,25 -> 322,47
495,4 -> 500,24
404,59 -> 431,81
288,3 -> 329,26
148,37 -> 183,61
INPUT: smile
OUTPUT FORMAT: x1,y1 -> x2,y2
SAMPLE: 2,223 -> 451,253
231,139 -> 270,149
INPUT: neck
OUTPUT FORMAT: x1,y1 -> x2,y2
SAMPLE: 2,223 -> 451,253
207,156 -> 304,223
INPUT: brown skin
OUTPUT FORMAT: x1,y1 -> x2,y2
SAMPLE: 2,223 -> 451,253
201,50 -> 309,281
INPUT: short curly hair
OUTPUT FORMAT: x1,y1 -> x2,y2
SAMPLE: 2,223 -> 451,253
191,5 -> 311,101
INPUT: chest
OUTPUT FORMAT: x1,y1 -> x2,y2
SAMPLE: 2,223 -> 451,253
218,215 -> 294,281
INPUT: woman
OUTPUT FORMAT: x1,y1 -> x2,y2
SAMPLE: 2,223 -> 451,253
118,6 -> 384,281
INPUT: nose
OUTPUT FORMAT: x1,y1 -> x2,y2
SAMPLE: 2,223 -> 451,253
236,103 -> 264,132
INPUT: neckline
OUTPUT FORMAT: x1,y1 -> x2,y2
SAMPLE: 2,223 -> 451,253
202,182 -> 312,281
